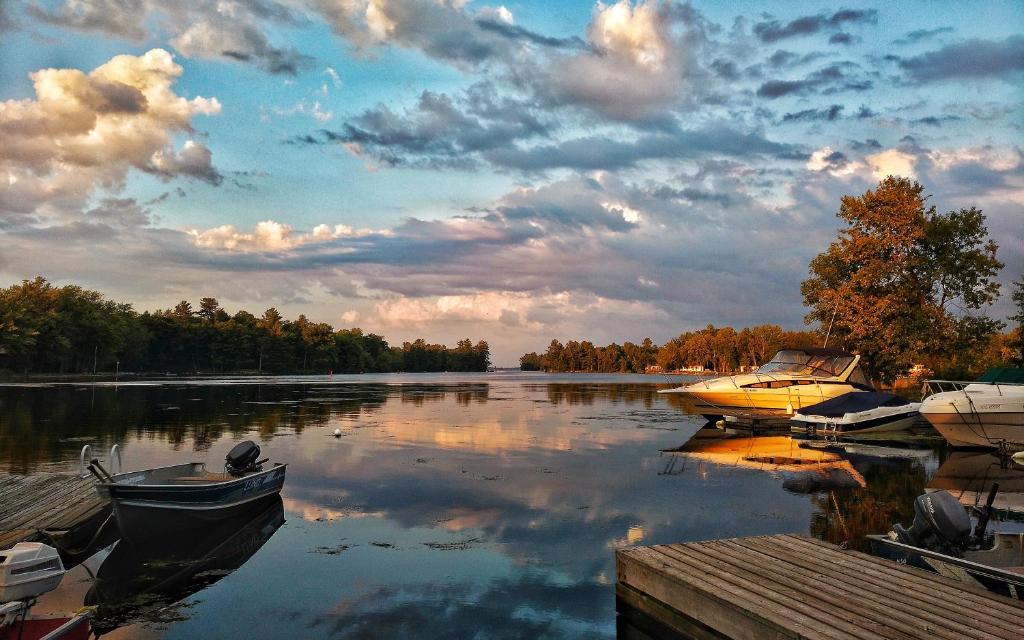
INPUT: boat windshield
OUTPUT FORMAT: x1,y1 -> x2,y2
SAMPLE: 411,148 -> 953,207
756,350 -> 854,378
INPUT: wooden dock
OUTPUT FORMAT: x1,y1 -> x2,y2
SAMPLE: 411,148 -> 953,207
0,473 -> 109,549
616,534 -> 1024,640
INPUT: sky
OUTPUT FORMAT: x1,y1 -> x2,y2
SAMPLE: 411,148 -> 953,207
0,0 -> 1022,365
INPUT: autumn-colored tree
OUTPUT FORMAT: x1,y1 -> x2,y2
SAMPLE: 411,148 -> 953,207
1009,274 -> 1024,366
801,177 -> 1003,383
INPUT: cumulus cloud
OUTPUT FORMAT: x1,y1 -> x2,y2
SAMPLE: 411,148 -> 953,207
532,1 -> 709,122
806,146 -> 861,177
314,0 -> 532,67
0,49 -> 221,221
865,148 -> 917,179
186,220 -> 377,251
926,146 -> 1021,173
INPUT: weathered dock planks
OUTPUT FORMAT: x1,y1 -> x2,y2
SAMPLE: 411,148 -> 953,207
616,533 -> 1024,640
0,473 -> 109,549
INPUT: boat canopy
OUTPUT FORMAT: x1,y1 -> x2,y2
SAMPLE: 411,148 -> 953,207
755,348 -> 856,378
798,391 -> 912,417
976,367 -> 1024,384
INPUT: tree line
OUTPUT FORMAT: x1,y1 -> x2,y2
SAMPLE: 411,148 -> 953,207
524,177 -> 1024,384
0,277 -> 490,375
519,325 -> 821,374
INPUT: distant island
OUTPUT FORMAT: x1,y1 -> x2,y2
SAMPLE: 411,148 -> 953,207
0,277 -> 490,376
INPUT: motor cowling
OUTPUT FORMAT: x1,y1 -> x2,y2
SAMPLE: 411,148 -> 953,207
894,490 -> 971,554
225,440 -> 261,475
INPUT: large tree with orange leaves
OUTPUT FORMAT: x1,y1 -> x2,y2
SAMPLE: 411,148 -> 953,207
801,176 -> 1003,384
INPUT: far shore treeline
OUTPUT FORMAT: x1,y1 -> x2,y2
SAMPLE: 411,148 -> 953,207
523,178 -> 1024,384
0,277 -> 490,375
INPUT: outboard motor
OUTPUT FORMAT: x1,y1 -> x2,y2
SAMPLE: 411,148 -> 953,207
225,440 -> 263,476
893,490 -> 971,555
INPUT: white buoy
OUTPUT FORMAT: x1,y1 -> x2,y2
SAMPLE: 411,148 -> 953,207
333,428 -> 342,438
1012,451 -> 1024,466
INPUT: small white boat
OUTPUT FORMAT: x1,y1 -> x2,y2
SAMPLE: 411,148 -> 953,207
919,380 -> 1024,451
0,543 -> 65,603
791,391 -> 921,436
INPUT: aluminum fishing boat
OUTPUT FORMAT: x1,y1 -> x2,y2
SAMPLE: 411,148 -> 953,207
791,391 -> 920,436
89,441 -> 286,542
659,347 -> 873,421
869,487 -> 1024,599
919,377 -> 1024,452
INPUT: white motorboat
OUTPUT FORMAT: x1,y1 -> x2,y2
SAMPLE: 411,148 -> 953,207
659,347 -> 873,420
791,391 -> 921,436
919,380 -> 1024,451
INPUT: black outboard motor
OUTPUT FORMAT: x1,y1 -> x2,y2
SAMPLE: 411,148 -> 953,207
894,490 -> 971,555
225,440 -> 263,476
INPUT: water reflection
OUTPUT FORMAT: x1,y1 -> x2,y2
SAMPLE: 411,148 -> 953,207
2,375 -> 1021,639
85,496 -> 284,635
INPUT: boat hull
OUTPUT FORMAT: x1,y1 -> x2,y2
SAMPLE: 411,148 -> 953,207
678,384 -> 860,418
922,412 -> 1024,450
868,534 -> 1024,600
791,411 -> 920,435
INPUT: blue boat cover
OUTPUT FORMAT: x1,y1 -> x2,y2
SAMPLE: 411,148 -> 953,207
799,391 -> 912,417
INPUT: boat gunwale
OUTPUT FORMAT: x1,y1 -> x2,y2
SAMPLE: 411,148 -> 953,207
98,462 -> 287,491
867,534 -> 1024,583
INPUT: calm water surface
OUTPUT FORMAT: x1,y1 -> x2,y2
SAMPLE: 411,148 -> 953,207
2,372 -> 1007,639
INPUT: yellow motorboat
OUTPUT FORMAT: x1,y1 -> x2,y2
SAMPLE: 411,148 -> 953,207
660,347 -> 872,420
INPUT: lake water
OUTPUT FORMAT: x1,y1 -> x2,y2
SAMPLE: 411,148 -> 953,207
1,372 -> 1016,638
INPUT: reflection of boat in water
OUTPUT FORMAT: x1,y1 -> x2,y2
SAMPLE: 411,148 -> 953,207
870,488 -> 1024,599
919,376 -> 1024,451
662,435 -> 866,492
791,391 -> 921,436
659,348 -> 872,421
89,440 -> 286,543
85,495 -> 284,634
929,451 -> 1024,517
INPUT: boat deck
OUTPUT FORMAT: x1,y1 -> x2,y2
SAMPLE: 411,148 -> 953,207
616,533 -> 1024,640
0,473 -> 109,549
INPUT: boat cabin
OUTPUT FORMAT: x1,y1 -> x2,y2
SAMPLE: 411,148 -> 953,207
754,348 -> 870,385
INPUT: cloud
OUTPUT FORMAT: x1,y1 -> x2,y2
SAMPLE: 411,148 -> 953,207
865,148 -> 917,179
926,146 -> 1021,173
892,26 -> 954,46
29,0 -> 313,75
84,197 -> 151,226
898,35 -> 1024,83
186,220 -> 377,251
474,16 -> 587,50
781,104 -> 844,122
479,125 -> 802,172
0,49 -> 221,221
806,146 -> 861,177
757,62 -> 872,98
530,0 -> 711,122
752,9 -> 876,43
172,17 -> 314,75
292,85 -> 549,169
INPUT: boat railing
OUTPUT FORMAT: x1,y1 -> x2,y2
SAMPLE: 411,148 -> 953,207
923,379 -> 1021,397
